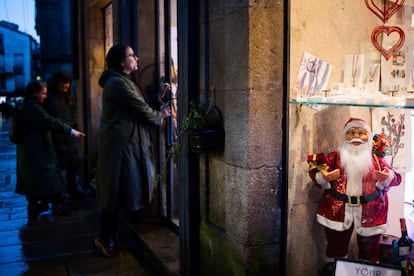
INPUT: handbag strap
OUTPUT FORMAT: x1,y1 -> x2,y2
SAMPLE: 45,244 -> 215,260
208,86 -> 216,110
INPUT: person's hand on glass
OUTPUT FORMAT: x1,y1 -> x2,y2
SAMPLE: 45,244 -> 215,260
161,103 -> 171,118
160,83 -> 171,99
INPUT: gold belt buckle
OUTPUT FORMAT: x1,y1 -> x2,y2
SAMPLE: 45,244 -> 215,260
347,195 -> 361,207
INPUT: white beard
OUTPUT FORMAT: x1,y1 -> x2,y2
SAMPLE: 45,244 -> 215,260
339,140 -> 372,195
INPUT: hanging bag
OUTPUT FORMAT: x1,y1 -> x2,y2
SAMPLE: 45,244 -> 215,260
204,87 -> 224,132
202,87 -> 224,152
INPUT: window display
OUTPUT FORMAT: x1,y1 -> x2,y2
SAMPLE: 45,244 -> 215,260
291,1 -> 414,107
288,1 -> 414,274
307,118 -> 402,264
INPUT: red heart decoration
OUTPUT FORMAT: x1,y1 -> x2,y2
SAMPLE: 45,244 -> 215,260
371,25 -> 405,60
365,0 -> 405,23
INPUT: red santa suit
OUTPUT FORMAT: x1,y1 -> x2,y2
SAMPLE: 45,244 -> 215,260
308,118 -> 402,263
311,152 -> 401,235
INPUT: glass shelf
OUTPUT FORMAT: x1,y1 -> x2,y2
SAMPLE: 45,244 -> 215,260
290,98 -> 414,109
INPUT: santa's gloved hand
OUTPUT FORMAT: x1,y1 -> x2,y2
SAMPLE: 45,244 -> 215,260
374,167 -> 395,192
372,167 -> 390,182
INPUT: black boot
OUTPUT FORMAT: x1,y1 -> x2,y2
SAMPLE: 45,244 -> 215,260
27,201 -> 49,218
51,194 -> 70,216
52,200 -> 70,216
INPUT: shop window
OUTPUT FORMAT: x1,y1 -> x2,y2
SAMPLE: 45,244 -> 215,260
288,1 -> 414,273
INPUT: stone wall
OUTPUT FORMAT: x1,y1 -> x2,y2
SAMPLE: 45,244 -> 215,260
198,0 -> 285,274
81,0 -> 108,175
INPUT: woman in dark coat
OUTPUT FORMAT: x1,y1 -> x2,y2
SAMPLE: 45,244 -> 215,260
44,71 -> 82,199
15,80 -> 85,218
94,43 -> 171,256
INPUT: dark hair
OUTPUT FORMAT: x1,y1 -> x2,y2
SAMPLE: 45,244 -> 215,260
48,70 -> 73,106
24,80 -> 47,102
106,43 -> 130,71
51,70 -> 72,84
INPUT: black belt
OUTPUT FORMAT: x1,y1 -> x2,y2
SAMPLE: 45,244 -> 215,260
328,189 -> 381,207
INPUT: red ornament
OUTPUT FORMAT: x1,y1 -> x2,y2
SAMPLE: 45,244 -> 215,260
365,0 -> 405,23
371,25 -> 405,60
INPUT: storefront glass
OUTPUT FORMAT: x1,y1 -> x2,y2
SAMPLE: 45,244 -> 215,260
288,0 -> 414,273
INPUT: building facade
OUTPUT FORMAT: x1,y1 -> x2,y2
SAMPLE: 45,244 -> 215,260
0,21 -> 39,97
35,0 -> 72,80
38,0 -> 411,275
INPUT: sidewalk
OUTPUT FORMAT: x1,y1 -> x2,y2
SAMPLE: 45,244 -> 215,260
0,118 -> 161,275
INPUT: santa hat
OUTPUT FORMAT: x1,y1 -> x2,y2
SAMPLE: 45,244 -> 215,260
342,117 -> 372,137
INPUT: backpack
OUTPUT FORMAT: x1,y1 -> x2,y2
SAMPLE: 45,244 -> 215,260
9,108 -> 25,144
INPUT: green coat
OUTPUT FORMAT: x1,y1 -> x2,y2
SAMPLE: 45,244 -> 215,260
15,99 -> 72,197
96,69 -> 163,211
43,87 -> 80,170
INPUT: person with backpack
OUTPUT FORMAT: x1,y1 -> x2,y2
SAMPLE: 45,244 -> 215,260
14,80 -> 85,218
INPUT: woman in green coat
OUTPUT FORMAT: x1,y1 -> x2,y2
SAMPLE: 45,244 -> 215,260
94,43 -> 171,257
44,71 -> 83,199
14,80 -> 85,218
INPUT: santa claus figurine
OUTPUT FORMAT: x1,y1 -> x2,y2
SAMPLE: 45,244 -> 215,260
308,117 -> 401,265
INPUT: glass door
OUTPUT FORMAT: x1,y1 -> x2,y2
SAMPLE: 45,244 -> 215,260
158,0 -> 179,228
